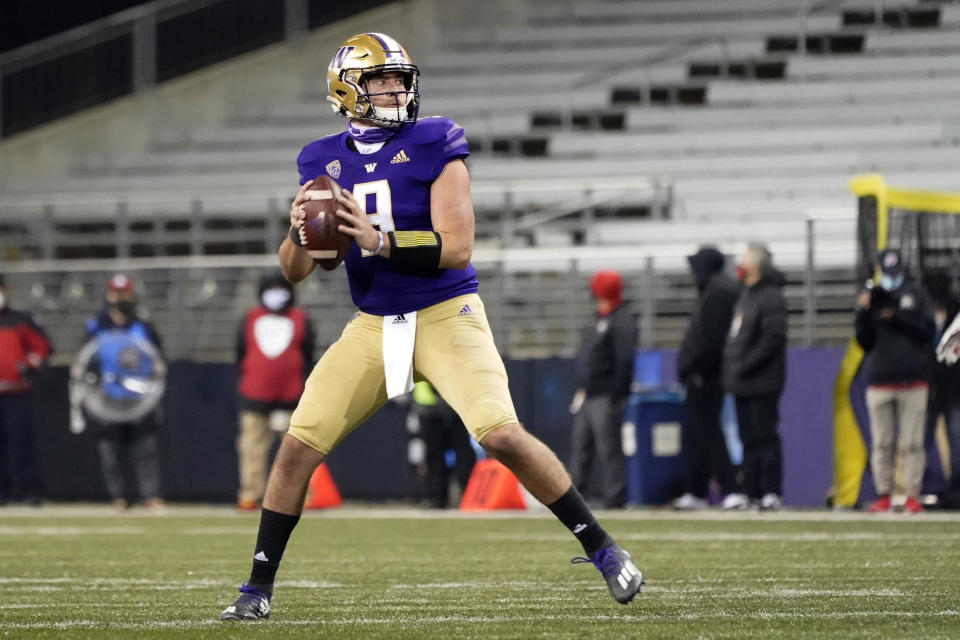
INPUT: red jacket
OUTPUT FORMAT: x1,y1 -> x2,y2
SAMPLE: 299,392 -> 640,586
237,306 -> 314,404
0,308 -> 51,394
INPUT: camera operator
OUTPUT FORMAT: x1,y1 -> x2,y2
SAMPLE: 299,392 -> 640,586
855,249 -> 935,514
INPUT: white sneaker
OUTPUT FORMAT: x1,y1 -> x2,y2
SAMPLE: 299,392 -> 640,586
759,493 -> 783,511
721,493 -> 750,510
672,493 -> 709,511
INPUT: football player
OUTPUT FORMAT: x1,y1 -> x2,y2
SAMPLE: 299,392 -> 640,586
220,33 -> 643,622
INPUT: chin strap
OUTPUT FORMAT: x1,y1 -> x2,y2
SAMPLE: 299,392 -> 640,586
370,104 -> 409,126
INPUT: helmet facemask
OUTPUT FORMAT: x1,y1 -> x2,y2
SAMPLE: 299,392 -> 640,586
357,67 -> 420,127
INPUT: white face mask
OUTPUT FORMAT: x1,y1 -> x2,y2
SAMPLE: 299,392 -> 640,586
879,273 -> 904,292
261,287 -> 291,312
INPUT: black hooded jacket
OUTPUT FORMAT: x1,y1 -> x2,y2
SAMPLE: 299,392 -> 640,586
932,302 -> 960,409
854,281 -> 935,386
723,268 -> 788,397
677,248 -> 739,384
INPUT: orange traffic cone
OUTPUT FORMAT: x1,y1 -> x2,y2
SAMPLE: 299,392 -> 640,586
303,463 -> 342,510
459,458 -> 527,511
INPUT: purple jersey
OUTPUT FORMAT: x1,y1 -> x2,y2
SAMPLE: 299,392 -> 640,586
297,116 -> 477,316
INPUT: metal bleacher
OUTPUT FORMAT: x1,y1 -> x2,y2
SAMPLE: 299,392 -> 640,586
3,0 -> 959,360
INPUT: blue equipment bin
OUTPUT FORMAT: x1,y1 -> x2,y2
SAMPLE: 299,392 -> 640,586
623,390 -> 687,505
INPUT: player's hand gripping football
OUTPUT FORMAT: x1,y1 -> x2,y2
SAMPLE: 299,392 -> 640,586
289,179 -> 314,237
335,190 -> 384,254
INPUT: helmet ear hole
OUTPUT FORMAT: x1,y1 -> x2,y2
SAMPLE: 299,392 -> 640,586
336,90 -> 347,97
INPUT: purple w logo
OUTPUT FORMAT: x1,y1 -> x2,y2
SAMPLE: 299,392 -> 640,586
330,46 -> 355,70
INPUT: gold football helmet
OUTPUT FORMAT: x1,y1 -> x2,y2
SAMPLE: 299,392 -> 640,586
326,32 -> 420,127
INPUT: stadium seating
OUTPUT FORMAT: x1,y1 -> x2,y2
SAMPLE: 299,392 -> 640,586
3,0 -> 960,359
36,0 -> 958,226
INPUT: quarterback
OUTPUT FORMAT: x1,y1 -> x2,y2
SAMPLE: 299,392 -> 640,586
220,32 -> 643,621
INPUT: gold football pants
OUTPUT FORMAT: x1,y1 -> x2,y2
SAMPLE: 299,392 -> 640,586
288,294 -> 518,454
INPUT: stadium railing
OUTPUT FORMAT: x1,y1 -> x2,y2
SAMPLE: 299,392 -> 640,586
0,177 -> 673,261
0,210 -> 856,364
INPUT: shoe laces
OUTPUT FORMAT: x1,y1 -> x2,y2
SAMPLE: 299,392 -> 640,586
571,546 -> 622,579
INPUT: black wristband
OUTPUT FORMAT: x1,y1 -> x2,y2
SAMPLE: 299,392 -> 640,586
387,231 -> 443,271
289,225 -> 305,247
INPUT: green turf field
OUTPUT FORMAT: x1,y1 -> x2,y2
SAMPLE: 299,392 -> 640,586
2,505 -> 959,639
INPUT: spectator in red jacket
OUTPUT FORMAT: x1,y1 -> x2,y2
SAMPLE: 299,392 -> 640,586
235,272 -> 315,510
0,275 -> 51,505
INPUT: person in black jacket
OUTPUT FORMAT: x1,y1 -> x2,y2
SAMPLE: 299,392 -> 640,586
723,244 -> 787,511
855,249 -> 935,514
674,247 -> 740,510
569,271 -> 636,509
925,276 -> 960,505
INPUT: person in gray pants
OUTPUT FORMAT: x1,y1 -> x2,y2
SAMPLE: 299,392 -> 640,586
569,271 -> 636,509
855,249 -> 936,514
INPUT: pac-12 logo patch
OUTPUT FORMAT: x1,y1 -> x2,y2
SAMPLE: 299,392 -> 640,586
325,159 -> 341,179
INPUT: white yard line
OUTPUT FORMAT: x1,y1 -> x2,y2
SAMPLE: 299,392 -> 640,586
0,526 -> 145,535
0,577 -> 340,588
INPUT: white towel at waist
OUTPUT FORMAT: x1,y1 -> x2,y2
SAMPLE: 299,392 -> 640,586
382,311 -> 417,399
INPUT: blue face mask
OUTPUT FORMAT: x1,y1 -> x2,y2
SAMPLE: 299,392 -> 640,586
879,273 -> 904,291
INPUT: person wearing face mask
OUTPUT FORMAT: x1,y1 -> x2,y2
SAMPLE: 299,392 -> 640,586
74,274 -> 165,510
855,249 -> 936,514
723,244 -> 788,511
234,272 -> 315,511
568,271 -> 636,509
0,274 -> 51,506
674,247 -> 740,511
